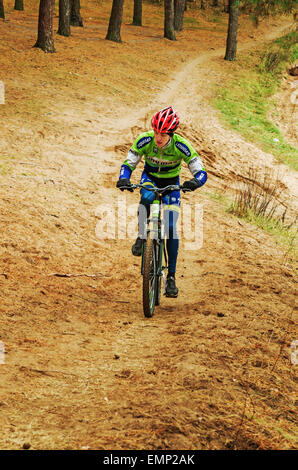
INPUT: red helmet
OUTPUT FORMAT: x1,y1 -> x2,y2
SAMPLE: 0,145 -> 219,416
151,106 -> 180,134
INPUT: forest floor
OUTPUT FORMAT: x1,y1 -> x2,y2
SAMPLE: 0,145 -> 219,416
0,1 -> 297,450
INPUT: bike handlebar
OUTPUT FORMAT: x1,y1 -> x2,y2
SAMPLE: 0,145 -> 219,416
120,183 -> 192,193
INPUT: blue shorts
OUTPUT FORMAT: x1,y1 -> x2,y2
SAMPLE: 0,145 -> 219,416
139,171 -> 180,212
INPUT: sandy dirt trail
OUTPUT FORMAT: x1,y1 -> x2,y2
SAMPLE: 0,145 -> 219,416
106,20 -> 297,207
0,16 -> 297,450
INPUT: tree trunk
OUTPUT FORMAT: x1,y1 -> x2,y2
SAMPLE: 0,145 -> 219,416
106,0 -> 124,43
174,0 -> 185,32
164,0 -> 176,41
0,0 -> 5,19
58,0 -> 71,36
34,0 -> 56,53
223,1 -> 229,13
224,0 -> 239,61
200,0 -> 205,10
14,0 -> 24,11
70,0 -> 83,27
132,0 -> 142,26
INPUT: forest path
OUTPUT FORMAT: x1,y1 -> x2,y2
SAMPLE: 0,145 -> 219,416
0,13 -> 297,451
100,18 -> 297,210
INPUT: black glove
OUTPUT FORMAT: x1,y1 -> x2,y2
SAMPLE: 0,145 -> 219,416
181,178 -> 200,192
116,178 -> 133,192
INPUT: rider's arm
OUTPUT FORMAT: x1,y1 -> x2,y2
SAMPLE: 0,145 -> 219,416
119,150 -> 142,180
188,157 -> 207,188
118,132 -> 153,180
174,135 -> 207,188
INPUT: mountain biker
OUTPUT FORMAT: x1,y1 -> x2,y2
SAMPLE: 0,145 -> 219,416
116,106 -> 207,298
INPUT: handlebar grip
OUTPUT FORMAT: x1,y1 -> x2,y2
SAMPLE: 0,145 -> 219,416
117,185 -> 134,192
181,187 -> 192,192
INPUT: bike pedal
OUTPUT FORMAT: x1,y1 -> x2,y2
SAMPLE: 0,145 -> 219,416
165,292 -> 178,298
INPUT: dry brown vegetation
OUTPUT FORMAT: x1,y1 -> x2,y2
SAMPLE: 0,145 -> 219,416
0,0 -> 297,450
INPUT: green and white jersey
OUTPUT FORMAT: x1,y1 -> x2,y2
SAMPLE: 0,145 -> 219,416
122,130 -> 205,179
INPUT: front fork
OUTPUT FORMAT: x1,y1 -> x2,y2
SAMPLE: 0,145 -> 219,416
141,213 -> 166,296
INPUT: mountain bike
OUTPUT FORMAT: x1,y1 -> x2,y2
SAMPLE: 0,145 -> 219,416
121,183 -> 190,318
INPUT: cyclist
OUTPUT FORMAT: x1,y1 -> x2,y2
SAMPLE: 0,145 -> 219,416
116,106 -> 207,298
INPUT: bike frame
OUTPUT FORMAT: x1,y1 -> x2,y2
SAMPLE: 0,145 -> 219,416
131,183 -> 182,292
143,194 -> 168,295
120,182 -> 190,315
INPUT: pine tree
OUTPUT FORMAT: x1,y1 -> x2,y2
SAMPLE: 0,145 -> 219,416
34,0 -> 56,53
14,0 -> 24,11
224,0 -> 239,61
223,1 -> 297,61
0,0 -> 5,19
58,0 -> 71,36
132,0 -> 142,26
174,0 -> 186,32
245,0 -> 297,25
106,0 -> 125,43
70,0 -> 83,27
164,0 -> 176,40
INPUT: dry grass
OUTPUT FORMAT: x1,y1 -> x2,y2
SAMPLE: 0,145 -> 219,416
229,167 -> 297,257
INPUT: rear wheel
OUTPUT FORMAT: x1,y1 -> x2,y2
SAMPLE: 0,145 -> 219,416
143,234 -> 157,318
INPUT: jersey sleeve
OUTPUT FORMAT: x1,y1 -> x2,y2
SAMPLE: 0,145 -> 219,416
122,149 -> 142,172
122,132 -> 154,171
188,156 -> 205,176
174,136 -> 205,175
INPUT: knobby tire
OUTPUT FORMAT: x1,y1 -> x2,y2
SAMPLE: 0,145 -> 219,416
143,233 -> 157,318
155,242 -> 163,306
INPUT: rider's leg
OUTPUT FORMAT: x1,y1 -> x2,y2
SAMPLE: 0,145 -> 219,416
163,187 -> 180,297
164,209 -> 179,298
163,208 -> 180,276
132,172 -> 156,256
138,172 -> 156,237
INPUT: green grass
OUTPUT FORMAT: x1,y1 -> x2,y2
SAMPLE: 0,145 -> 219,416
274,33 -> 298,63
213,32 -> 298,171
205,190 -> 231,206
183,17 -> 201,29
183,16 -> 226,32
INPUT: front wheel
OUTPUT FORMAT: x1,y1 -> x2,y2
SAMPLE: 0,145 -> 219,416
142,233 -> 157,318
155,241 -> 164,306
